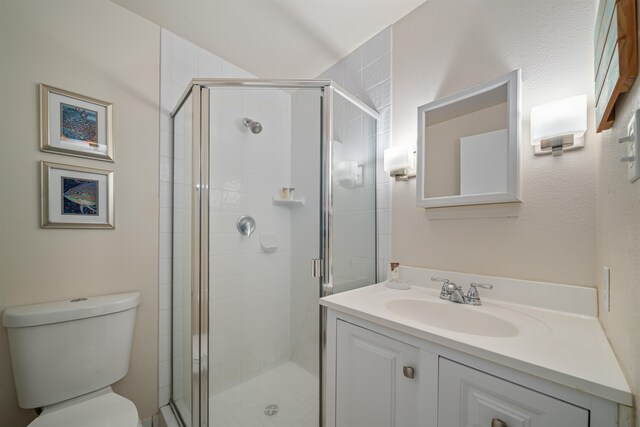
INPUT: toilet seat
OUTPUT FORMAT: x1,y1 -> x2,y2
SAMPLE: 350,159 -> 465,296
29,390 -> 140,427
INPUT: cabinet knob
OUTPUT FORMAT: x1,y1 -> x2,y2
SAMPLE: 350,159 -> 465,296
491,419 -> 508,427
402,366 -> 415,379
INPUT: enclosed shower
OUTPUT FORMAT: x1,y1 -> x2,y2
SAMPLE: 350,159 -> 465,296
170,80 -> 379,427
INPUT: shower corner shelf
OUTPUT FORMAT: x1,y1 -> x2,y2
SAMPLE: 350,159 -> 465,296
272,196 -> 305,207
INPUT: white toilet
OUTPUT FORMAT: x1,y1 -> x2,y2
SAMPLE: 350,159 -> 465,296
2,292 -> 143,427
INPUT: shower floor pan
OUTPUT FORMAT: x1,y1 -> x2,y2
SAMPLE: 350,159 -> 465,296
209,361 -> 318,427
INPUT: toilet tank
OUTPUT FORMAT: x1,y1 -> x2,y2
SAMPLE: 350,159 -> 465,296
2,292 -> 141,409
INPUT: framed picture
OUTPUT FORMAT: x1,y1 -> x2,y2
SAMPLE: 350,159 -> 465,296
41,161 -> 114,229
40,84 -> 114,161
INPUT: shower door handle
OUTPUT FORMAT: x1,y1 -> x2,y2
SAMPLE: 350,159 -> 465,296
311,259 -> 323,278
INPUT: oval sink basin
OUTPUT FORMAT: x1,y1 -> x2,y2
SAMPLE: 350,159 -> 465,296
385,299 -> 519,337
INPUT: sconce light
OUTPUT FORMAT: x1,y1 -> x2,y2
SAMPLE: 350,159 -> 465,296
531,94 -> 587,156
384,146 -> 416,181
335,160 -> 363,188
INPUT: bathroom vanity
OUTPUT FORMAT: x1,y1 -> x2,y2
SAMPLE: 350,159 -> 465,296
320,267 -> 633,427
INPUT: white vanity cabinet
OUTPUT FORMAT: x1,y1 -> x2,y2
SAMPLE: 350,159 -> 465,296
438,358 -> 589,427
326,312 -> 624,427
335,320 -> 420,427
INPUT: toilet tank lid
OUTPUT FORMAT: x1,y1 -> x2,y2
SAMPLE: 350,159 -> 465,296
2,292 -> 141,328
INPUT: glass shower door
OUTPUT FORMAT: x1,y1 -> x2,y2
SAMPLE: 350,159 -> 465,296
207,86 -> 323,427
172,89 -> 195,426
327,88 -> 378,295
171,85 -> 211,427
170,80 -> 379,427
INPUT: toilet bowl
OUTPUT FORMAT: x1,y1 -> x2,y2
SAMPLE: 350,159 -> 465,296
28,388 -> 141,427
2,292 -> 143,427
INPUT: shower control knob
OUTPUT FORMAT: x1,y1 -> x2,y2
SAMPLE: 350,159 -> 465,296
237,215 -> 256,237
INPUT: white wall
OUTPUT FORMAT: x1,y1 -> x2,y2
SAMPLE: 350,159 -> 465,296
595,33 -> 640,427
0,1 -> 160,424
391,0 -> 597,287
392,0 -> 640,422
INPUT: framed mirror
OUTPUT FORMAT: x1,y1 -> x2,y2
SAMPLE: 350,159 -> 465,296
416,69 -> 521,208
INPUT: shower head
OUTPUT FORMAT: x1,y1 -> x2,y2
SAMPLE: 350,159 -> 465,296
243,118 -> 263,134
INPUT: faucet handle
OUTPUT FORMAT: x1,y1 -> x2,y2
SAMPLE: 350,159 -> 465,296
432,277 -> 455,300
471,283 -> 493,290
466,283 -> 493,305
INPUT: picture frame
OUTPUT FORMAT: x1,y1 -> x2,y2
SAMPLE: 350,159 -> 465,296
594,0 -> 638,132
40,84 -> 114,161
41,161 -> 114,229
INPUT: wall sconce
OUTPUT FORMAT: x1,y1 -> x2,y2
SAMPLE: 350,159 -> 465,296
335,160 -> 363,188
530,95 -> 587,156
384,146 -> 416,181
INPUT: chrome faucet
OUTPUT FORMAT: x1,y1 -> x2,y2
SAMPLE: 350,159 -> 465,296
431,276 -> 452,299
450,284 -> 468,303
431,277 -> 493,305
431,277 -> 465,303
466,282 -> 494,306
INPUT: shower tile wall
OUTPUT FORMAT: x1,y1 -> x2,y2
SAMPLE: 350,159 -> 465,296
289,27 -> 393,375
208,87 -> 293,395
160,28 -> 257,406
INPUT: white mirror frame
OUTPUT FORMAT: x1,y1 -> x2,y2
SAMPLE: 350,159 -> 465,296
416,69 -> 521,208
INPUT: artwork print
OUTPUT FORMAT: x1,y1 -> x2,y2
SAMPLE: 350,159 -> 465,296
60,103 -> 98,146
42,161 -> 114,229
61,176 -> 99,216
40,84 -> 114,161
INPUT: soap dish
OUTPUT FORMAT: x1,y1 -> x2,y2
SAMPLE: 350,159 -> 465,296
385,280 -> 410,290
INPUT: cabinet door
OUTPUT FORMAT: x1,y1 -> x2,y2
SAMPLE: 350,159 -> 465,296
336,320 -> 419,427
438,358 -> 589,427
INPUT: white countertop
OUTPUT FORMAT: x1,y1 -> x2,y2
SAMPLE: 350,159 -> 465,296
321,278 -> 632,406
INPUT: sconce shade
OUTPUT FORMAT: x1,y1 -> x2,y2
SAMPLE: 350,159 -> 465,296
531,95 -> 587,144
384,146 -> 412,172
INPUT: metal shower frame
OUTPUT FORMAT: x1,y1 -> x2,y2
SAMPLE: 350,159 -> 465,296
170,79 -> 379,427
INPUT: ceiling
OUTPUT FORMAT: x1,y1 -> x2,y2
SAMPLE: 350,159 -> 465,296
112,0 -> 426,78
